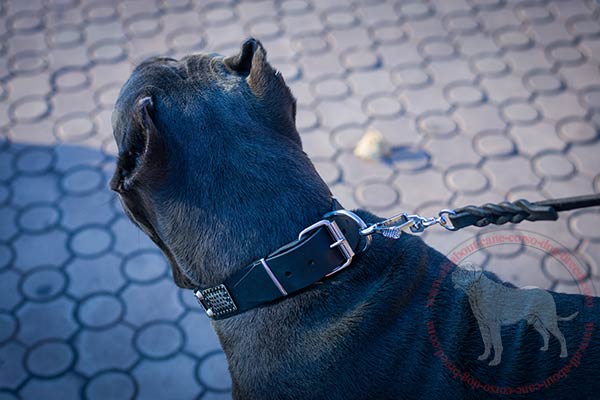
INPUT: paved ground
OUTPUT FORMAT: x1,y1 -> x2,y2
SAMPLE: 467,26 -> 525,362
1,0 -> 600,399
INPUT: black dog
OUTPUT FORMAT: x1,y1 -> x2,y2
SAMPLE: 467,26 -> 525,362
110,39 -> 600,399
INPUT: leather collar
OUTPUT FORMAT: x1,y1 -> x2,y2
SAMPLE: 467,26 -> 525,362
193,201 -> 368,319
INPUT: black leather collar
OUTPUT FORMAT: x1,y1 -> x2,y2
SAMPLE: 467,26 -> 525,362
193,202 -> 368,319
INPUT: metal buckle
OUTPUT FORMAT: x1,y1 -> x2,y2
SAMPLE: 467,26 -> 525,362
194,284 -> 237,318
297,219 -> 355,277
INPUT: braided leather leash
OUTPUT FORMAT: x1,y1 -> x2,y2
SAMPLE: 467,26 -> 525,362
449,194 -> 600,231
362,194 -> 600,237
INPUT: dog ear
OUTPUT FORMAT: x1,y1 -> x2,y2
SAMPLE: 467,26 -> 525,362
225,38 -> 258,74
114,95 -> 166,192
225,38 -> 278,96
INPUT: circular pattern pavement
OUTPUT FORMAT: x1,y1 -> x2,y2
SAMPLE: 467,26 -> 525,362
1,0 -> 600,398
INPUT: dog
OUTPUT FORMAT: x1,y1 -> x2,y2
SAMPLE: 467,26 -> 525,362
110,38 -> 600,399
452,266 -> 579,366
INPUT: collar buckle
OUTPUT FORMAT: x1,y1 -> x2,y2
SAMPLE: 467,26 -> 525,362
297,219 -> 355,277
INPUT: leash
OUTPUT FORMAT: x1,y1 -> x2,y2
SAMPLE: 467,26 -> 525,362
366,194 -> 600,236
194,194 -> 600,319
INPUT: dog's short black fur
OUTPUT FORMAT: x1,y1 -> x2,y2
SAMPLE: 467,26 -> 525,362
110,39 -> 600,399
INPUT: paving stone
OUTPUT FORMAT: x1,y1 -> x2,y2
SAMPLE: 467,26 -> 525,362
500,99 -> 541,125
301,129 -> 337,159
16,297 -> 77,346
21,267 -> 67,302
84,371 -> 136,400
416,111 -> 458,138
197,352 -> 232,392
26,340 -> 74,377
444,81 -> 486,107
393,169 -> 451,208
532,151 -> 576,180
0,343 -> 27,389
570,210 -> 600,241
134,355 -> 202,400
567,14 -> 600,38
546,40 -> 586,67
400,85 -> 451,115
331,124 -> 366,151
472,129 -> 516,158
379,41 -> 422,66
0,244 -> 14,272
0,207 -> 17,241
179,311 -> 222,357
110,216 -> 156,255
418,36 -> 457,61
425,134 -> 481,170
347,69 -> 395,98
55,112 -> 96,143
122,249 -> 168,284
337,152 -> 394,185
59,190 -> 115,230
510,121 -> 565,156
443,10 -> 481,36
0,271 -> 21,311
121,279 -> 185,327
18,203 -> 61,233
523,69 -> 565,96
135,322 -> 183,358
488,250 -> 554,289
557,117 -> 598,144
13,230 -> 70,271
65,253 -> 126,298
9,95 -> 51,124
340,46 -> 381,72
470,53 -> 510,78
318,97 -> 367,128
69,226 -> 114,258
390,63 -> 432,90
0,312 -> 17,344
515,2 -> 555,25
312,159 -> 341,185
494,26 -> 534,51
369,21 -> 409,44
535,91 -> 587,121
483,156 -> 541,192
75,324 -> 138,376
445,164 -> 490,194
543,174 -> 595,199
78,293 -> 124,329
568,142 -> 600,176
354,180 -> 399,211
322,6 -> 358,30
428,59 -> 475,86
364,92 -> 404,119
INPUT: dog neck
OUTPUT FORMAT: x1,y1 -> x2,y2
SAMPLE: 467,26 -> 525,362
158,134 -> 335,288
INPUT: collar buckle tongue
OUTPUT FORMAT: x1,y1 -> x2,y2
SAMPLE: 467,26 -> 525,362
297,219 -> 355,277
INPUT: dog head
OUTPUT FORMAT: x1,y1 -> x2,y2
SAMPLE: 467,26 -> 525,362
451,264 -> 484,292
109,38 -> 331,288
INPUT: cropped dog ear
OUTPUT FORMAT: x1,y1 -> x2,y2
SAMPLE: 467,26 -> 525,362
224,38 -> 258,74
225,38 -> 277,96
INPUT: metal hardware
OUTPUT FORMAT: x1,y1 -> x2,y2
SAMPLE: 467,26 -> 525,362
323,209 -> 372,253
360,209 -> 458,239
298,219 -> 355,276
194,284 -> 237,318
260,258 -> 288,296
